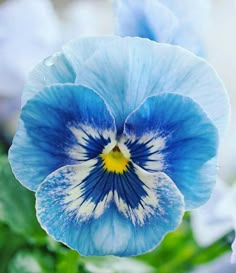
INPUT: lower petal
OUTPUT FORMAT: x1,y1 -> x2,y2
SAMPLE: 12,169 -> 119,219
36,162 -> 184,256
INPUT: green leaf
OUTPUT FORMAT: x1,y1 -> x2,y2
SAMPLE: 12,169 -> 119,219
0,223 -> 26,273
56,250 -> 80,273
8,250 -> 55,273
0,156 -> 46,242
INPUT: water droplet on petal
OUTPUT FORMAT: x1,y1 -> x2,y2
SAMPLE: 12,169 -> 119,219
43,52 -> 61,66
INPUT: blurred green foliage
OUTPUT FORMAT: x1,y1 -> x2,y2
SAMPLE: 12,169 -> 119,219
0,152 -> 231,273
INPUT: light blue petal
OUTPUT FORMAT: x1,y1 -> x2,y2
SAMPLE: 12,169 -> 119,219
76,38 -> 229,138
9,84 -> 116,191
36,162 -> 184,256
123,93 -> 218,209
62,36 -> 120,74
22,52 -> 76,106
113,0 -> 178,42
22,37 -> 119,106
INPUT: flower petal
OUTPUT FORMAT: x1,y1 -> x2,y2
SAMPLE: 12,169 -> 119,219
36,162 -> 184,256
22,37 -> 119,106
114,0 -> 178,42
76,37 -> 229,138
9,84 -> 116,191
22,52 -> 76,105
62,36 -> 120,74
123,93 -> 218,209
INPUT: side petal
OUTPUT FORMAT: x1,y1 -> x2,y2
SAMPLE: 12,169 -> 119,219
9,84 -> 116,191
36,162 -> 184,256
113,0 -> 178,42
76,37 -> 229,137
123,93 -> 218,209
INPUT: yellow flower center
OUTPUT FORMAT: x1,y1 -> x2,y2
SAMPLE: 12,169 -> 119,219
101,146 -> 130,174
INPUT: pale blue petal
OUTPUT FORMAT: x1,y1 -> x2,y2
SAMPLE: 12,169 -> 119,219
9,84 -> 116,191
62,36 -> 120,74
22,52 -> 76,105
123,93 -> 218,209
36,162 -> 184,256
76,37 -> 229,138
114,0 -> 178,42
22,36 -> 119,106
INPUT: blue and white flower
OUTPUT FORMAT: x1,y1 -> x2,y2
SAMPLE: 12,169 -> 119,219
113,0 -> 211,56
9,37 -> 229,256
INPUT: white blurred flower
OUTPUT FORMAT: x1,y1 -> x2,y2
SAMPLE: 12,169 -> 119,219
61,0 -> 113,39
191,179 -> 233,247
85,257 -> 154,273
0,0 -> 61,97
191,253 -> 235,273
191,178 -> 236,264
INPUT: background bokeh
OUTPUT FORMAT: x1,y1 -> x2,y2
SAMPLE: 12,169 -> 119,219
0,0 -> 236,272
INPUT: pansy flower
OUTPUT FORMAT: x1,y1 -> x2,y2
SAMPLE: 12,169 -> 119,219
113,0 -> 210,56
9,37 -> 229,256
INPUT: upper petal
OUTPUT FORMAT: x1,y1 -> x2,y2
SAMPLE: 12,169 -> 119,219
22,36 -> 119,105
123,93 -> 218,209
76,37 -> 229,138
22,52 -> 76,105
9,84 -> 116,191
